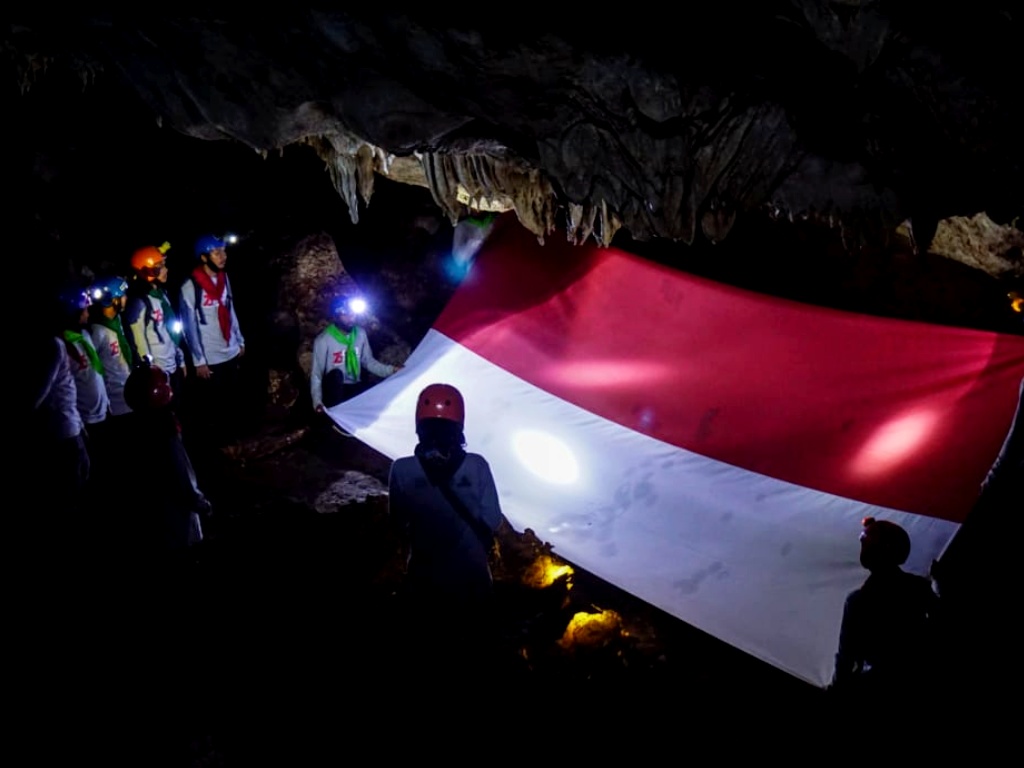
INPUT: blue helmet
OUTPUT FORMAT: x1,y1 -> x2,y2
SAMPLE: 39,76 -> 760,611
194,233 -> 231,258
330,293 -> 368,317
57,284 -> 92,314
89,276 -> 129,308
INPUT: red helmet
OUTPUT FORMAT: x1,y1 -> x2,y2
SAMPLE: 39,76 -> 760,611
124,364 -> 174,411
130,245 -> 167,281
415,383 -> 465,425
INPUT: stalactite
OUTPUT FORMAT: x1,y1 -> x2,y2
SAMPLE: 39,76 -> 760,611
356,144 -> 376,206
566,203 -> 583,243
417,150 -> 561,240
301,131 -> 395,224
420,152 -> 464,224
598,199 -> 622,246
332,152 -> 360,225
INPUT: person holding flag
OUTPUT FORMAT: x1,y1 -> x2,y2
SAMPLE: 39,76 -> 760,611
310,292 -> 400,413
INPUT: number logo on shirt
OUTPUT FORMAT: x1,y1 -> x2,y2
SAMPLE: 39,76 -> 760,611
152,307 -> 164,324
203,295 -> 218,307
110,341 -> 120,356
332,351 -> 345,365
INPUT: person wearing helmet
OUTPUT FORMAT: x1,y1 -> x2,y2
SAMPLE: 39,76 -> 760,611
87,275 -> 136,420
178,233 -> 246,452
831,516 -> 938,697
120,362 -> 210,561
23,325 -> 95,562
388,384 -> 502,645
56,283 -> 110,429
124,243 -> 186,403
310,292 -> 401,414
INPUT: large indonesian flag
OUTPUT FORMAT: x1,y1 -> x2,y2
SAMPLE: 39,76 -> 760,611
330,216 -> 1024,687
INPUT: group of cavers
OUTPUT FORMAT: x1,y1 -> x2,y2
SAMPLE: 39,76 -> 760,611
27,228 -> 495,653
29,234 -> 246,567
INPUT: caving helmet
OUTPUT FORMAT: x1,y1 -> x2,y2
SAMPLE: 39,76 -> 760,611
89,275 -> 129,308
130,243 -> 170,281
415,383 -> 465,427
859,516 -> 912,570
330,293 -> 368,318
194,234 -> 227,259
57,283 -> 92,314
124,362 -> 174,411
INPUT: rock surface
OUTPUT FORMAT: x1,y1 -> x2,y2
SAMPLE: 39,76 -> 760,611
5,6 -> 1022,278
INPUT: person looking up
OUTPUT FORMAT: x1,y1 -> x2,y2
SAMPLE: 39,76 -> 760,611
832,516 -> 937,699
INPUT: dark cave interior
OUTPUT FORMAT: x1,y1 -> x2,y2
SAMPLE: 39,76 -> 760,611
8,11 -> 1023,761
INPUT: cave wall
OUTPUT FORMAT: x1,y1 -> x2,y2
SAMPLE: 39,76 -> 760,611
4,9 -> 1022,339
6,8 -> 1022,262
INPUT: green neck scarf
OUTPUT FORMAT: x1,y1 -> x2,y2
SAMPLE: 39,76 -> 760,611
94,314 -> 134,367
63,330 -> 104,375
149,284 -> 181,345
325,323 -> 360,380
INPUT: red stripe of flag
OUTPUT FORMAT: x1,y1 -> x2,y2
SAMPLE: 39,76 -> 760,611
435,218 -> 1024,522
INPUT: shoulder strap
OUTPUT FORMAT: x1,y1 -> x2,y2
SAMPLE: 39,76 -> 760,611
418,456 -> 495,551
189,276 -> 207,325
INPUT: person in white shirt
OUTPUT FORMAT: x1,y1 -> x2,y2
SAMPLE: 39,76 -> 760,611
58,282 -> 116,515
125,243 -> 186,402
311,292 -> 401,413
28,332 -> 90,543
87,275 -> 135,419
57,284 -> 110,427
178,233 -> 246,455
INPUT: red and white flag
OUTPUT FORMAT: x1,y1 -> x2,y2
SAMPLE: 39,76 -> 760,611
330,216 -> 1024,687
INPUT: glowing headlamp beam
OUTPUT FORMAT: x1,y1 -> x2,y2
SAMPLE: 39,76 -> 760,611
512,430 -> 580,484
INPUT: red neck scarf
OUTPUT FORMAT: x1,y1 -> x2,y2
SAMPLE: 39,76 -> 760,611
191,266 -> 232,342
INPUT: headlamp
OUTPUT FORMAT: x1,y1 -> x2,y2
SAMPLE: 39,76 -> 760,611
333,294 -> 368,317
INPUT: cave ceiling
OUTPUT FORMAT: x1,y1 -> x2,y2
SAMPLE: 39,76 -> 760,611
5,5 -> 1022,288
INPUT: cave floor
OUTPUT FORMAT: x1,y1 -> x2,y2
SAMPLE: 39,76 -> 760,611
114,417 -> 823,764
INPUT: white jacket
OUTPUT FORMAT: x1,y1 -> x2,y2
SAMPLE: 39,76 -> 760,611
89,320 -> 133,416
125,288 -> 185,374
179,271 -> 244,367
310,324 -> 396,410
63,333 -> 110,424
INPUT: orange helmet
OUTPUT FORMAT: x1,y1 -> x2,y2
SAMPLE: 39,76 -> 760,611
130,245 -> 167,281
415,383 -> 465,426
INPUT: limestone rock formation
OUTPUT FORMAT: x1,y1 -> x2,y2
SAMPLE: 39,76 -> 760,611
5,6 -> 1021,279
928,213 -> 1024,280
